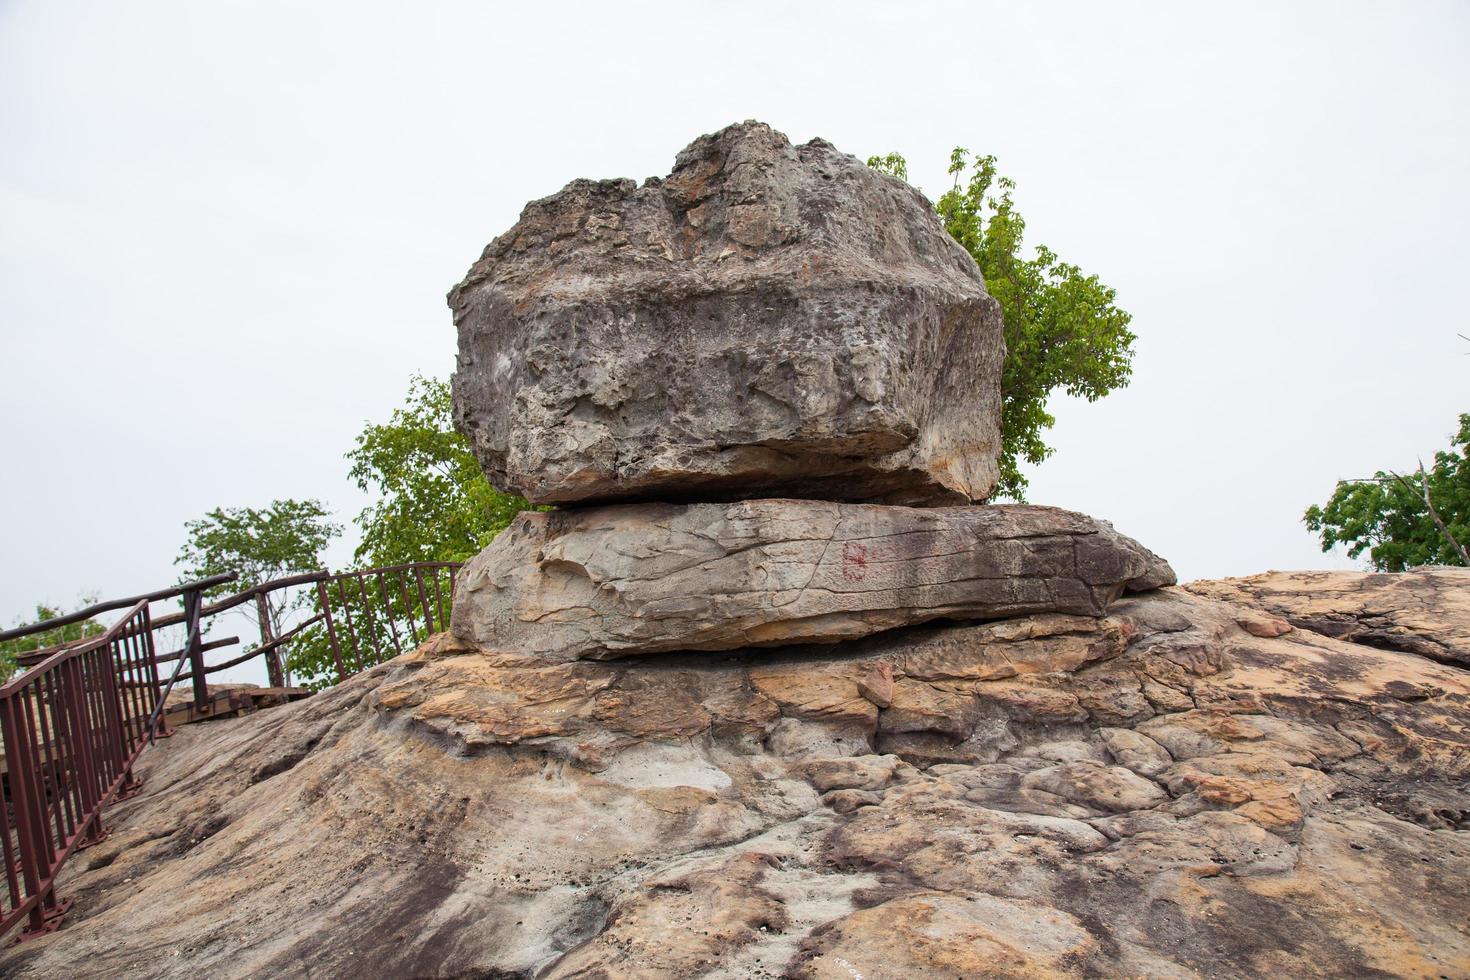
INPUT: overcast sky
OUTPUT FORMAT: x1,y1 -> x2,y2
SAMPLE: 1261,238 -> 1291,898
3,2 -> 1468,655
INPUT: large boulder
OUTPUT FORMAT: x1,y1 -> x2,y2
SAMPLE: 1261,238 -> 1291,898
448,120 -> 1004,507
449,499 -> 1175,660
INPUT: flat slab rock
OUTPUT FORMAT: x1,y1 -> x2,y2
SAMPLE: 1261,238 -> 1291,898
449,499 -> 1175,660
448,120 -> 1004,507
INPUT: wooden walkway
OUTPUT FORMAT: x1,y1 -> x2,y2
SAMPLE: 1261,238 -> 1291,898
158,686 -> 312,727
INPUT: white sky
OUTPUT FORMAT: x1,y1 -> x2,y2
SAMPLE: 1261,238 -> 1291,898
3,1 -> 1468,680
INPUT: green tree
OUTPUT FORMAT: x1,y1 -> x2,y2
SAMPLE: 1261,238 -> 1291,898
347,374 -> 533,566
282,376 -> 535,690
867,150 -> 1136,499
0,599 -> 105,679
1304,414 -> 1470,571
175,498 -> 342,641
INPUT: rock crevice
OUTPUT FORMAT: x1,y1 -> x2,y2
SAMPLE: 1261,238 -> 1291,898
1186,568 -> 1470,669
446,121 -> 1175,675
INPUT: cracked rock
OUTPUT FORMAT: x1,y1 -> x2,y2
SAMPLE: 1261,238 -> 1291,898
1185,567 -> 1470,667
1021,760 -> 1170,813
450,499 -> 1175,660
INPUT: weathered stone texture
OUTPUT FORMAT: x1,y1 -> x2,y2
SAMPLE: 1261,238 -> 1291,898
1186,567 -> 1470,668
449,500 -> 1175,660
448,120 -> 1004,506
10,571 -> 1470,979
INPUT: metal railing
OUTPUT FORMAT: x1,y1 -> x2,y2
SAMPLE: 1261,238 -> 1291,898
0,602 -> 165,938
10,562 -> 463,701
0,561 -> 463,941
148,562 -> 464,693
310,563 -> 461,680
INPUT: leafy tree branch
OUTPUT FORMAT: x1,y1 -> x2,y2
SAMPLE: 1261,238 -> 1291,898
346,374 -> 536,567
1304,414 -> 1470,571
175,499 -> 342,639
867,149 -> 1136,499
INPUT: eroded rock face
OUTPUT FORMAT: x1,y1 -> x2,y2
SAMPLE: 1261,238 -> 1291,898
9,571 -> 1470,979
448,120 -> 1004,507
1186,567 -> 1470,668
450,500 -> 1175,660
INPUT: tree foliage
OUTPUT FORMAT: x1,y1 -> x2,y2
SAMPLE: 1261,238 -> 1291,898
1304,414 -> 1470,571
177,499 -> 341,597
347,374 -> 533,567
175,498 -> 342,640
168,379 -> 532,690
0,599 -> 104,680
867,149 -> 1136,499
280,377 -> 533,689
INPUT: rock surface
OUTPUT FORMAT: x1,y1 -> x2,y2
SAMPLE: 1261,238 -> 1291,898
448,120 -> 1004,507
450,500 -> 1175,660
8,570 -> 1470,978
1187,567 -> 1470,668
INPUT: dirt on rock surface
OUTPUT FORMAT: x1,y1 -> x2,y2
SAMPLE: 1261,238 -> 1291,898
5,570 -> 1470,979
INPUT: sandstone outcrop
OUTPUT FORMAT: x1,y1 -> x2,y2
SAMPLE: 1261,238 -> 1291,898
1186,566 -> 1470,668
448,121 -> 1004,506
8,571 -> 1470,979
450,500 -> 1174,660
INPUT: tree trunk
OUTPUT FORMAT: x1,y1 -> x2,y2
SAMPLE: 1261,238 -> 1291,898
256,593 -> 286,688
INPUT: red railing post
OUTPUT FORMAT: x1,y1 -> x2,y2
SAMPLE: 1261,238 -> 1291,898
63,654 -> 105,845
98,637 -> 140,802
355,573 -> 384,668
182,587 -> 208,708
413,568 -> 433,637
141,606 -> 170,738
315,580 -> 347,683
1,693 -> 48,935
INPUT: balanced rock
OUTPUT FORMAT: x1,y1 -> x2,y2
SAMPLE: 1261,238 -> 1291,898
450,499 -> 1175,660
448,120 -> 1004,506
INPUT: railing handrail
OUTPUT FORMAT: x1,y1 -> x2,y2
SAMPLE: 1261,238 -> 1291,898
325,561 -> 461,577
0,599 -> 163,940
0,573 -> 237,644
0,560 -> 465,943
3,564 -> 471,647
0,599 -> 153,696
142,563 -> 459,632
144,569 -> 327,630
9,575 -> 321,671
